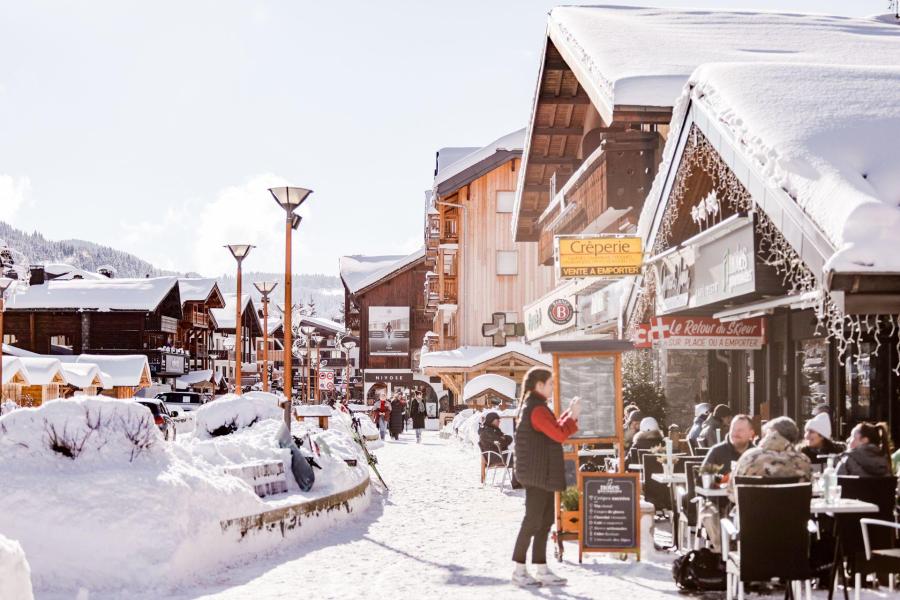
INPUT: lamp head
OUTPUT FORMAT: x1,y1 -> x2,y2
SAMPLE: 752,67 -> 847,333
343,340 -> 357,351
225,244 -> 255,261
254,280 -> 278,297
269,187 -> 313,212
300,325 -> 316,336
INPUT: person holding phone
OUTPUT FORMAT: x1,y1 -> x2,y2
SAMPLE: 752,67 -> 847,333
511,366 -> 580,587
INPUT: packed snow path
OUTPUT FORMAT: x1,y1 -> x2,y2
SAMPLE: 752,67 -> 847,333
157,430 -> 679,600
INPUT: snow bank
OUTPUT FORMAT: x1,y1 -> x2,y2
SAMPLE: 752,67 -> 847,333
0,534 -> 34,600
0,397 -> 267,594
194,393 -> 283,438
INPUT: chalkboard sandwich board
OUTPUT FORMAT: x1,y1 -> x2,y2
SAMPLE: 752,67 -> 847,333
580,472 -> 641,558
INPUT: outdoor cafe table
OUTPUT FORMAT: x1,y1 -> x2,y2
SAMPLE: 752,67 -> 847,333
696,486 -> 729,498
808,498 -> 879,600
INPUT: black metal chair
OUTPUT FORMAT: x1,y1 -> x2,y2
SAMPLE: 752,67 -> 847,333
677,463 -> 705,550
722,483 -> 815,600
641,452 -> 671,511
835,476 -> 898,595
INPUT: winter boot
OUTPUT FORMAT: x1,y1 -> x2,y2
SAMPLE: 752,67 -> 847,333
533,564 -> 567,586
511,563 -> 540,587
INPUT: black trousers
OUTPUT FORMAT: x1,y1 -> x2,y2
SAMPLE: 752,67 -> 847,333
512,486 -> 555,564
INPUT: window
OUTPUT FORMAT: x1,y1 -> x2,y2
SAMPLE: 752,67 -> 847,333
496,251 -> 518,275
496,191 -> 515,213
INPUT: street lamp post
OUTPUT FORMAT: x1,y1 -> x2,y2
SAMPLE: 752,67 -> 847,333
300,325 -> 315,403
0,277 -> 15,401
253,281 -> 278,393
312,334 -> 324,403
342,339 -> 357,402
268,186 -> 313,423
225,244 -> 254,393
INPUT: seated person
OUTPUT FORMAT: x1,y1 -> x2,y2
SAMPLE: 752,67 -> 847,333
799,412 -> 844,462
626,416 -> 664,466
702,414 -> 754,476
688,402 -> 711,442
837,421 -> 893,477
729,416 -> 812,499
624,409 -> 643,448
478,411 -> 512,464
699,404 -> 733,448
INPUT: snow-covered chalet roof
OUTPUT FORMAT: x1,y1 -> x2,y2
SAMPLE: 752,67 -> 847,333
420,341 -> 550,370
58,362 -> 110,389
42,263 -> 106,280
16,357 -> 66,385
5,276 -> 179,312
434,129 -> 524,197
340,248 -> 426,295
547,6 -> 900,124
1,356 -> 30,385
175,369 -> 216,388
75,354 -> 151,388
211,293 -> 257,330
297,315 -> 347,336
177,278 -> 224,306
462,374 -> 517,403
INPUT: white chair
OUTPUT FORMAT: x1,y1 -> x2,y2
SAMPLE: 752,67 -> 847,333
480,444 -> 513,490
859,518 -> 900,594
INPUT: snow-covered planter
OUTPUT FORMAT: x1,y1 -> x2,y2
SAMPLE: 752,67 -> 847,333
0,534 -> 33,600
193,393 -> 283,438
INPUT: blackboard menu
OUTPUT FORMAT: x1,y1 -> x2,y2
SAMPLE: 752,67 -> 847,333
582,474 -> 639,551
558,355 -> 616,439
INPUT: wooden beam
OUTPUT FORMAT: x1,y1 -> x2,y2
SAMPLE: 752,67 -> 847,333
538,93 -> 590,105
533,127 -> 584,136
527,155 -> 582,165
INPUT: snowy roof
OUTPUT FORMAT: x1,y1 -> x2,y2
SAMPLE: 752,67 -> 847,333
298,315 -> 347,336
16,357 -> 66,385
74,354 -> 150,387
435,146 -> 479,176
547,6 -> 900,124
58,362 -> 110,389
1,357 -> 30,385
690,63 -> 900,274
340,248 -> 426,295
175,369 -> 215,388
5,276 -> 179,312
1,344 -> 37,357
177,278 -> 223,305
462,374 -> 517,403
42,263 -> 105,280
434,129 -> 525,196
211,293 -> 255,330
420,341 -> 551,370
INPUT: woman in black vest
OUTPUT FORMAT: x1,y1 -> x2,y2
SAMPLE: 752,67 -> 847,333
511,367 -> 580,587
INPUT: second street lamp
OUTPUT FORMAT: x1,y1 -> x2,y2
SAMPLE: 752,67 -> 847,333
253,281 -> 278,393
225,244 -> 254,393
269,186 -> 313,422
300,325 -> 316,403
311,334 -> 324,403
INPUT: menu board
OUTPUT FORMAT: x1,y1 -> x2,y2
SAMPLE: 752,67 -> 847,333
558,355 -> 617,439
581,473 -> 639,552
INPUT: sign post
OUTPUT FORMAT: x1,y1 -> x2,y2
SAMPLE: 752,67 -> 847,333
538,339 -> 636,563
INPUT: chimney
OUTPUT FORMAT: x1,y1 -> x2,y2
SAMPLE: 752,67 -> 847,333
29,265 -> 46,286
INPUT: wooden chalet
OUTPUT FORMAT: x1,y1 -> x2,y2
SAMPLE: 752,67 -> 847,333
16,357 -> 66,406
211,293 -> 263,388
1,356 -> 31,404
340,250 -> 436,402
2,274 -> 190,383
176,278 -> 226,371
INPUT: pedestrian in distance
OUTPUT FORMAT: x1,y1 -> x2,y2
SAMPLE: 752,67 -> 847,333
388,392 -> 405,441
374,394 -> 391,441
410,392 -> 427,443
511,366 -> 580,588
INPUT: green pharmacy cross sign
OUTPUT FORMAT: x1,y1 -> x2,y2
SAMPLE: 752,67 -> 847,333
481,312 -> 525,347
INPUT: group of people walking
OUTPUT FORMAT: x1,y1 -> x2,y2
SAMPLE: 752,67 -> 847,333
372,390 -> 427,443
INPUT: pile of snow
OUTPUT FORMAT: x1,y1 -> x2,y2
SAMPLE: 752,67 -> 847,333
0,397 -> 267,593
193,393 -> 284,438
0,534 -> 33,600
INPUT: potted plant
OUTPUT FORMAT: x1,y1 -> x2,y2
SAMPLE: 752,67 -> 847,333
698,464 -> 722,489
559,486 -> 580,533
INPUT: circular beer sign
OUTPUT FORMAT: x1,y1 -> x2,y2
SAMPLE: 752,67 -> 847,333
547,299 -> 574,325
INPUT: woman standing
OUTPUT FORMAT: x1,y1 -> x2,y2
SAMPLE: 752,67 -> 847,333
388,392 -> 406,441
409,392 -> 427,443
511,367 -> 580,587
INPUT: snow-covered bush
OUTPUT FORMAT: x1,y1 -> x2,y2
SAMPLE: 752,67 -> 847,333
458,410 -> 485,447
193,393 -> 283,438
0,534 -> 33,600
0,397 -> 161,463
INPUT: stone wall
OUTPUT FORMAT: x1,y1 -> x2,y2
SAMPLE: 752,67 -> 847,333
657,348 -> 708,431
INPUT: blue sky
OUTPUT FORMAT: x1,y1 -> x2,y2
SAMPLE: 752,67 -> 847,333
0,0 -> 885,276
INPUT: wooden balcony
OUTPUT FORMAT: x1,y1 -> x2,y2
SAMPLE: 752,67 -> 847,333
441,277 -> 458,304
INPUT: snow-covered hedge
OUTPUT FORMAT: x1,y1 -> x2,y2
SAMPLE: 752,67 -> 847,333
193,392 -> 284,438
0,534 -> 33,600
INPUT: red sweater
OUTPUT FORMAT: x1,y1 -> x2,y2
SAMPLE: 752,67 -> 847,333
530,404 -> 578,443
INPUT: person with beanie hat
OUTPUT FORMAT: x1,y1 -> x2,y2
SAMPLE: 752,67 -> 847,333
800,412 -> 844,462
626,416 -> 664,465
699,404 -> 732,448
687,402 -> 711,442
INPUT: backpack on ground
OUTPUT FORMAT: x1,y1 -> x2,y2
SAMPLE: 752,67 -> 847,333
672,548 -> 727,592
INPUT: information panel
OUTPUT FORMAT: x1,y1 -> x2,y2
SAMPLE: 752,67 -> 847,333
581,473 -> 640,552
557,355 -> 617,439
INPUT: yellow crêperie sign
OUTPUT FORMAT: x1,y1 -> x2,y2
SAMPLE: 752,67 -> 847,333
555,235 -> 643,278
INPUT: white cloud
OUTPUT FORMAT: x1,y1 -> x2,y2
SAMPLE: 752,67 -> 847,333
0,174 -> 31,219
191,174 -> 313,276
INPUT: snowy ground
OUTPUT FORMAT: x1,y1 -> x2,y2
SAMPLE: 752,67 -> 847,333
42,430 -> 895,600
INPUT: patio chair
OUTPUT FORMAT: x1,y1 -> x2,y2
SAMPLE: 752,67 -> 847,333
677,463 -> 704,550
722,483 -> 815,600
480,445 -> 513,490
835,476 -> 898,596
642,452 -> 671,511
859,518 -> 899,593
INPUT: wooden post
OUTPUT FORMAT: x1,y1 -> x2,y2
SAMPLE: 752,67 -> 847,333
262,297 -> 269,392
235,262 -> 243,393
283,213 -> 293,423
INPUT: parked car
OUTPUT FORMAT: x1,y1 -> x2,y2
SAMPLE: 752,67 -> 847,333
155,391 -> 210,415
138,398 -> 177,441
